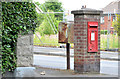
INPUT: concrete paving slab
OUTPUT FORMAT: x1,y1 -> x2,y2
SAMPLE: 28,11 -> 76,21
14,67 -> 36,77
3,67 -> 36,77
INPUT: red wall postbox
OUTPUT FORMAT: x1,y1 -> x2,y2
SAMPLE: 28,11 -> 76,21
88,22 -> 98,52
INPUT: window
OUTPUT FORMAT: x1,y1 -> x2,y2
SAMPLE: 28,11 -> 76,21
112,16 -> 116,22
100,16 -> 104,23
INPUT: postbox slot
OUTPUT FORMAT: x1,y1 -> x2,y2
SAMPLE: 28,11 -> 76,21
90,26 -> 97,28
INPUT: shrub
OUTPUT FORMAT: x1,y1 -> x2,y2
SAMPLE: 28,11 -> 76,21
100,30 -> 108,34
2,2 -> 38,74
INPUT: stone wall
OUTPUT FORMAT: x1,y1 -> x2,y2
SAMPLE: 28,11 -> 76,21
16,34 -> 33,67
72,8 -> 102,73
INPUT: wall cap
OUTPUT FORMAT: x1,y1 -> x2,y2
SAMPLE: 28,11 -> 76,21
71,8 -> 103,15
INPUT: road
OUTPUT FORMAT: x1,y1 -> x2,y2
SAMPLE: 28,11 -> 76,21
34,46 -> 118,60
33,54 -> 118,76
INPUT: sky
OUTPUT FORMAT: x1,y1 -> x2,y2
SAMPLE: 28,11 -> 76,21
33,0 -> 117,11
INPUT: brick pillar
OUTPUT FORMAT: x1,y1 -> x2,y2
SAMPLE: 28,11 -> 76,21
71,8 -> 103,73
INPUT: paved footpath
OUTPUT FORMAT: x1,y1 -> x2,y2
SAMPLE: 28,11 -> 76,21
33,46 -> 119,61
2,67 -> 118,78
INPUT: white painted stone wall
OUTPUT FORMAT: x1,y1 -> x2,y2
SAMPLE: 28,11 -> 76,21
16,34 -> 33,67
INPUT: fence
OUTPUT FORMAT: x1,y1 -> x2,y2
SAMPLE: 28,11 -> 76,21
100,31 -> 118,51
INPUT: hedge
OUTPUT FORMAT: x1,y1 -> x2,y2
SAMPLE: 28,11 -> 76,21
2,2 -> 38,74
100,30 -> 108,34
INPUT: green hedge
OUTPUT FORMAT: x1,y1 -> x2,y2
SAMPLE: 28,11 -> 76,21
100,30 -> 108,34
2,2 -> 38,74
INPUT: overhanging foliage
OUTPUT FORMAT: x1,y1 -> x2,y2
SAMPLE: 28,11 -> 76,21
2,2 -> 37,74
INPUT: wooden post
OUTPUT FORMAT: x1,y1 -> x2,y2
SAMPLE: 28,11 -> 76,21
66,43 -> 70,70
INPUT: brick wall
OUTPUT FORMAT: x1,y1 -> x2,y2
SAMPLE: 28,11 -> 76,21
72,9 -> 102,73
100,15 -> 113,30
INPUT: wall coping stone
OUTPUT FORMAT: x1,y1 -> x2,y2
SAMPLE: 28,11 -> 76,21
71,8 -> 103,15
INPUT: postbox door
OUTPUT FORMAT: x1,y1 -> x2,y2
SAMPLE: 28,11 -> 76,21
88,22 -> 98,52
88,30 -> 98,52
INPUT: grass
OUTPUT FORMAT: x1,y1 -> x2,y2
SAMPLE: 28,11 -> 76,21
34,33 -> 118,50
33,33 -> 74,48
100,34 -> 118,50
34,34 -> 59,47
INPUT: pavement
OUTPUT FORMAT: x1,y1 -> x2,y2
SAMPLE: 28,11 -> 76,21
33,46 -> 119,61
2,67 -> 118,77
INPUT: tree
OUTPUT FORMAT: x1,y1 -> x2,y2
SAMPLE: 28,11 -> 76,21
117,14 -> 120,52
44,0 -> 64,20
35,2 -> 45,27
35,0 -> 64,35
37,13 -> 61,35
117,15 -> 120,36
112,14 -> 120,35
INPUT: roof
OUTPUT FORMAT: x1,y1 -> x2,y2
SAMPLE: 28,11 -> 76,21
102,0 -> 120,14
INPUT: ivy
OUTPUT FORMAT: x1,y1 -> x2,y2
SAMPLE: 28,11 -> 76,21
2,2 -> 38,74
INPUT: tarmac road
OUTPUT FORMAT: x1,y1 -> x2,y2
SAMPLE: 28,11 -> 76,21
33,54 -> 118,76
34,46 -> 118,60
